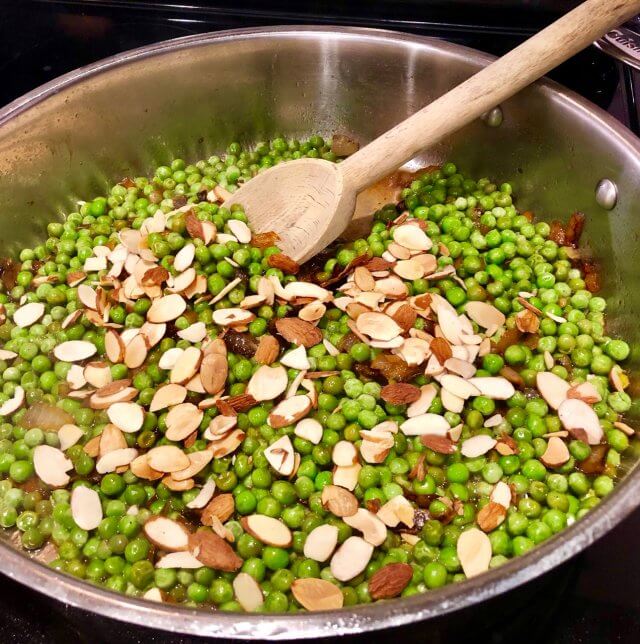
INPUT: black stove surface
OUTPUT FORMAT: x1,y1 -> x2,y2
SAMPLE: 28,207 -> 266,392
2,2 -> 640,643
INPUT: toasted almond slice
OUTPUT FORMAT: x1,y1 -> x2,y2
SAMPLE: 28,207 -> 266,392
168,268 -> 197,294
332,462 -> 361,491
13,302 -> 45,328
567,381 -> 602,404
256,276 -> 275,306
54,340 -> 97,362
387,241 -> 411,260
233,572 -> 263,612
407,384 -> 437,417
212,308 -> 255,327
614,421 -> 636,436
159,347 -> 184,371
186,479 -> 216,509
541,436 -> 570,467
460,434 -> 497,458
33,445 -> 73,487
207,429 -> 245,458
107,402 -> 144,433
247,365 -> 288,402
354,266 -> 376,291
204,415 -> 238,439
172,450 -> 213,481
78,284 -> 98,310
332,440 -> 358,467
377,495 -> 415,528
155,551 -> 204,569
330,536 -> 374,582
536,371 -> 571,410
58,423 -> 84,451
105,329 -> 125,363
490,481 -> 512,509
394,224 -> 432,251
71,485 -> 103,530
275,317 -> 323,347
264,435 -> 296,476
449,423 -> 464,442
294,418 -> 323,444
147,294 -> 187,323
96,447 -> 138,474
268,395 -> 312,429
175,321 -> 206,344
66,364 -> 87,390
321,484 -> 358,517
174,243 -> 196,272
210,277 -> 242,305
129,453 -> 163,480
360,437 -> 393,464
558,398 -> 603,445
322,338 -> 340,357
165,403 -> 204,442
282,281 -> 332,302
164,476 -> 195,492
467,377 -> 515,400
457,528 -> 492,578
239,294 -> 266,310
242,514 -> 293,547
170,346 -> 202,384
89,385 -> 138,410
441,388 -> 465,413
227,219 -> 252,244
484,414 -> 504,428
124,333 -> 148,369
356,312 -> 401,341
147,445 -> 190,472
303,524 -> 339,562
343,508 -> 387,546
441,374 -> 482,400
394,337 -> 430,366
281,345 -> 310,371
83,362 -> 112,389
400,413 -> 450,437
444,357 -> 477,379
149,383 -> 187,412
393,258 -> 424,281
465,301 -> 506,336
144,516 -> 190,551
291,577 -> 343,611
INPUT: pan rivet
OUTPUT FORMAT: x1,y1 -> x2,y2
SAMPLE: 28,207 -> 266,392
482,106 -> 503,127
595,179 -> 617,210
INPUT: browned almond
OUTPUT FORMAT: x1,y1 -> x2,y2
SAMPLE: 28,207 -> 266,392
364,257 -> 393,272
267,252 -> 300,274
291,578 -> 344,611
430,337 -> 452,363
142,266 -> 169,287
420,434 -> 456,454
413,292 -> 433,310
321,485 -> 358,517
200,353 -> 228,395
67,270 -> 87,286
515,309 -> 540,333
202,494 -> 235,525
254,335 -> 280,365
83,435 -> 101,458
476,502 -> 507,532
275,318 -> 323,348
226,393 -> 257,412
517,296 -> 543,316
189,529 -> 242,571
96,379 -> 132,397
368,562 -> 413,600
391,303 -> 417,333
215,399 -> 237,417
380,383 -> 421,405
185,210 -> 205,241
251,231 -> 280,249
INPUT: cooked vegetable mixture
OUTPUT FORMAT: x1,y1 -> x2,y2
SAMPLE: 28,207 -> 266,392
0,135 -> 635,612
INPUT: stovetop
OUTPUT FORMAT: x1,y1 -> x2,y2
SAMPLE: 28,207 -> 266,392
2,2 -> 640,643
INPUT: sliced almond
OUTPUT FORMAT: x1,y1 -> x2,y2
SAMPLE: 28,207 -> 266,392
614,421 -> 636,436
165,403 -> 204,441
207,429 -> 245,458
130,454 -> 163,481
353,266 -> 376,291
212,308 -> 255,327
13,302 -> 45,328
291,578 -> 343,611
490,481 -> 512,509
33,445 -> 73,487
107,402 -> 144,433
232,572 -> 263,612
149,383 -> 187,412
294,418 -> 323,444
202,493 -> 235,525
105,330 -> 125,363
467,377 -> 515,400
147,294 -> 186,323
254,335 -> 281,365
557,398 -> 603,445
282,281 -> 331,302
172,450 -> 213,481
536,371 -> 571,410
541,436 -> 571,467
356,312 -> 401,341
457,528 -> 492,578
147,445 -> 190,472
567,381 -> 602,404
264,435 -> 296,476
343,508 -> 387,546
174,243 -> 195,272
440,374 -> 482,400
444,357 -> 477,379
187,479 -> 216,510
460,434 -> 497,458
170,346 -> 202,384
78,284 -> 98,310
124,333 -> 148,369
58,423 -> 84,451
407,384 -> 438,417
54,340 -> 97,362
156,551 -> 204,569
66,364 -> 87,390
177,322 -> 207,343
303,524 -> 339,562
144,516 -> 190,551
96,447 -> 138,474
393,258 -> 424,281
281,345 -> 311,371
99,424 -> 127,456
268,395 -> 312,429
400,413 -> 450,437
189,529 -> 242,571
476,501 -> 507,532
84,362 -> 112,389
246,365 -> 288,402
393,224 -> 432,251
330,536 -> 374,582
332,440 -> 358,467
226,219 -> 251,244
204,415 -> 238,439
377,495 -> 415,528
71,486 -> 103,531
275,317 -> 323,347
321,485 -> 358,517
465,301 -> 506,336
242,514 -> 292,547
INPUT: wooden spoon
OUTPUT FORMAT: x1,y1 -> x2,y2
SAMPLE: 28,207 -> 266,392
225,0 -> 640,263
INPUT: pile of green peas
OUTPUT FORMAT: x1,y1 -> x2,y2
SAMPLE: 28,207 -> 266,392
0,137 -> 636,611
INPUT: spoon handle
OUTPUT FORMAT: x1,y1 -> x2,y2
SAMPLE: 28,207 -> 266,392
339,0 -> 640,192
